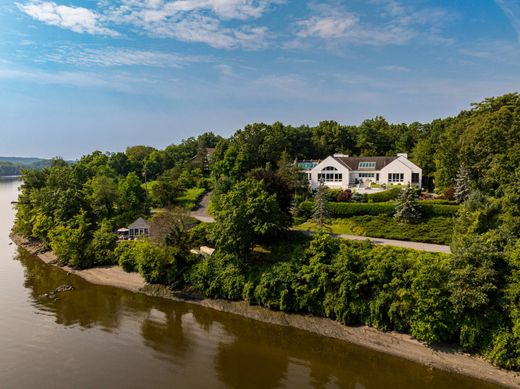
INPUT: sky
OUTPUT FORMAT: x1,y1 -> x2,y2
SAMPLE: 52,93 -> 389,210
1,0 -> 520,159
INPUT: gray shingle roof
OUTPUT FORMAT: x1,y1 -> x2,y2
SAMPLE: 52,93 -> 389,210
128,217 -> 151,229
333,156 -> 398,171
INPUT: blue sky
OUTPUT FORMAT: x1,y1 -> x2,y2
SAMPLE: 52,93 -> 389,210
1,0 -> 520,159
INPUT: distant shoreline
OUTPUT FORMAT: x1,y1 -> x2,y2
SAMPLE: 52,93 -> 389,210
9,232 -> 520,389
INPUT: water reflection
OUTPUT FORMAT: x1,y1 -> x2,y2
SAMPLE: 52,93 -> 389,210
13,247 -> 501,389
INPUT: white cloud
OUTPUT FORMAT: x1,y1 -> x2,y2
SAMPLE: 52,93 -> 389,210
296,15 -> 358,39
41,47 -> 209,67
16,1 -> 119,37
381,65 -> 410,72
106,1 -> 274,48
292,0 -> 450,47
16,0 -> 279,49
495,0 -> 520,41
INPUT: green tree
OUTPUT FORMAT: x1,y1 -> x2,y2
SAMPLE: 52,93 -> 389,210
394,186 -> 421,224
83,175 -> 118,220
312,181 -> 329,230
454,165 -> 471,204
212,178 -> 288,261
88,220 -> 118,266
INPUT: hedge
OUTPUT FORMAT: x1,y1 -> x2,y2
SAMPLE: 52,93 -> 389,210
300,201 -> 459,218
366,187 -> 402,203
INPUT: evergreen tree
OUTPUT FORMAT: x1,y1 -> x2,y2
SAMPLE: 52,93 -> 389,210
394,185 -> 421,224
455,165 -> 471,204
312,181 -> 329,230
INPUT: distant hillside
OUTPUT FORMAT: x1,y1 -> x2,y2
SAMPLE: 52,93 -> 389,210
0,157 -> 52,176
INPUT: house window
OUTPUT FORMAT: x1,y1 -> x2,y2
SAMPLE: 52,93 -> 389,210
318,173 -> 343,182
359,162 -> 376,169
359,173 -> 375,178
412,173 -> 419,183
318,166 -> 342,182
388,173 -> 404,183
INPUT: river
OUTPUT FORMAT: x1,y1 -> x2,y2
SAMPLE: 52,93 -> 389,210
0,177 -> 502,389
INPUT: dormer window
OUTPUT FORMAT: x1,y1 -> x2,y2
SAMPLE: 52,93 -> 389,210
358,162 -> 376,169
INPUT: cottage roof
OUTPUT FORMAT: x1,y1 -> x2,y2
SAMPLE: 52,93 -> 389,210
332,156 -> 398,171
128,217 -> 151,229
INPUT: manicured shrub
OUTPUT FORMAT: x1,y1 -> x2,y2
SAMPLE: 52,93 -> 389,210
329,202 -> 396,217
367,187 -> 402,203
421,204 -> 459,217
300,201 -> 458,218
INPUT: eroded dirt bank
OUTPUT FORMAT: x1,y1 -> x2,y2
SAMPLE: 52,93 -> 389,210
10,233 -> 520,389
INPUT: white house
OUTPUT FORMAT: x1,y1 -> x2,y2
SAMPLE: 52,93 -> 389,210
299,153 -> 422,190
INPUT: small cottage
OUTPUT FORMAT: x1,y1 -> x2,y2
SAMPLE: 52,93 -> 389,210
118,217 -> 151,240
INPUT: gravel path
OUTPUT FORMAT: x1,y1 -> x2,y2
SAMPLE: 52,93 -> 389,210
335,233 -> 451,253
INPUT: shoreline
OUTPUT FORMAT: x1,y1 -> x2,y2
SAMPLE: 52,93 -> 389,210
10,233 -> 520,388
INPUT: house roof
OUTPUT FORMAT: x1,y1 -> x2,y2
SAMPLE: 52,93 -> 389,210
333,156 -> 398,171
128,217 -> 151,229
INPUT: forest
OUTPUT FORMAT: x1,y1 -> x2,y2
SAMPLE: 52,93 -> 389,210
0,157 -> 52,177
13,93 -> 520,370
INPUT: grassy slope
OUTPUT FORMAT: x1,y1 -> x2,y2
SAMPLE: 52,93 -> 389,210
295,215 -> 454,245
176,187 -> 206,210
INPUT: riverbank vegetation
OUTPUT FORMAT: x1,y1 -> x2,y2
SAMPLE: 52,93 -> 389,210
13,93 -> 520,370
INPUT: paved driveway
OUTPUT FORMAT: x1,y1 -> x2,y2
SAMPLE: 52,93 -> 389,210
190,192 -> 215,223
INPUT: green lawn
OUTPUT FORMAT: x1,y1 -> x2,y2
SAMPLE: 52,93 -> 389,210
295,215 -> 454,245
176,187 -> 206,210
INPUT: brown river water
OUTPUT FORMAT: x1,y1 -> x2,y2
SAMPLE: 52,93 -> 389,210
0,177 -> 502,389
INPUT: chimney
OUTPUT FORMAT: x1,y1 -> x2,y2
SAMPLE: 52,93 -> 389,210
333,153 -> 349,158
397,153 -> 408,159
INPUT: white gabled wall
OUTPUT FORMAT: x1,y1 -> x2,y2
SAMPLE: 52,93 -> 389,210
379,157 -> 422,185
309,156 -> 350,189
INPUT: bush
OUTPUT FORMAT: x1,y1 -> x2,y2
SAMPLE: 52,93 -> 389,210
114,240 -> 183,284
329,202 -> 396,217
486,330 -> 520,370
187,222 -> 215,248
115,241 -> 138,272
300,201 -> 458,218
421,204 -> 459,217
254,262 -> 298,311
187,252 -> 245,300
409,256 -> 455,343
325,188 -> 342,202
336,189 -> 352,202
367,187 -> 402,203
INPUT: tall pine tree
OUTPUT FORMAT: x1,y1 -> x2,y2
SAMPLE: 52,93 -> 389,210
394,185 -> 422,224
455,165 -> 471,204
312,180 -> 330,230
